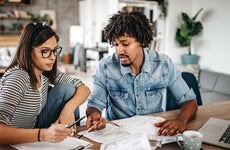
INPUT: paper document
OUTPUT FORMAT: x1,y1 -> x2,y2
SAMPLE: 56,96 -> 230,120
78,115 -> 176,144
78,123 -> 131,143
100,133 -> 152,150
11,136 -> 92,150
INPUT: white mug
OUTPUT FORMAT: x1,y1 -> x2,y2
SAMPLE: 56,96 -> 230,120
176,130 -> 203,150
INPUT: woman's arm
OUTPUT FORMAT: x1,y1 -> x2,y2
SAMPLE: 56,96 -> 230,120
57,84 -> 90,125
67,84 -> 91,108
0,123 -> 72,144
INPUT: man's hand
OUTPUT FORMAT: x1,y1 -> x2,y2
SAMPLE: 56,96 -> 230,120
154,119 -> 187,136
155,100 -> 198,136
86,112 -> 106,132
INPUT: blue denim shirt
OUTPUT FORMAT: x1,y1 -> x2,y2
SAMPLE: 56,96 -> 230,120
87,49 -> 196,120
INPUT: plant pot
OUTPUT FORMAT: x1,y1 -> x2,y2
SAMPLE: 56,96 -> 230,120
181,54 -> 199,65
63,53 -> 72,64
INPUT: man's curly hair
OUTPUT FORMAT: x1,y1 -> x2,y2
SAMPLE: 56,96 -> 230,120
104,11 -> 154,48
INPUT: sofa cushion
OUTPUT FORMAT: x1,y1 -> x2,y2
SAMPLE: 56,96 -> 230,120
199,70 -> 219,90
201,92 -> 230,104
200,88 -> 211,93
213,74 -> 230,95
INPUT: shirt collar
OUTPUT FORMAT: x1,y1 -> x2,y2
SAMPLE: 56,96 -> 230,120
119,49 -> 152,75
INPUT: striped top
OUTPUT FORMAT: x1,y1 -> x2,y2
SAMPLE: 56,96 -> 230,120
0,66 -> 82,128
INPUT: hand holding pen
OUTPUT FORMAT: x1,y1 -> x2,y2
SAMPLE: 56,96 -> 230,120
86,113 -> 106,132
65,116 -> 86,136
65,116 -> 86,128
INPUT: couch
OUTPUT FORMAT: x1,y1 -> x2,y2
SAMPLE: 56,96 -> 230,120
199,69 -> 230,104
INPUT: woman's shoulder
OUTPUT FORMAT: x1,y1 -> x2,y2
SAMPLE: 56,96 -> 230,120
2,66 -> 30,82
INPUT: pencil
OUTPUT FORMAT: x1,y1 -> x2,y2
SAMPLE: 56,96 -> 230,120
66,115 -> 86,128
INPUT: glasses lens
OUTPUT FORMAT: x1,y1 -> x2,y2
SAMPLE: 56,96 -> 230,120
54,46 -> 62,56
38,46 -> 62,58
41,49 -> 51,58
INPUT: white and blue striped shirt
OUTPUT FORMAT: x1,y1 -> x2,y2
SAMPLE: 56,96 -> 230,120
0,66 -> 82,128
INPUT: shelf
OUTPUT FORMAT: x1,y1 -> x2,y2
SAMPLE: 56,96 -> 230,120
0,35 -> 20,47
0,0 -> 31,47
0,17 -> 31,20
0,31 -> 21,35
0,68 -> 6,73
119,0 -> 158,4
0,0 -> 31,6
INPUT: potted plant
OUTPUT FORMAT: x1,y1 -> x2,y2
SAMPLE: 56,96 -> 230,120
175,8 -> 203,65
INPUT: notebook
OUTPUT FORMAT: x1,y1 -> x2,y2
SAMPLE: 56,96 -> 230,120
198,117 -> 230,149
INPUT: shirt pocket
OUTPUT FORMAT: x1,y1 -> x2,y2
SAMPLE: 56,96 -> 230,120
145,88 -> 163,111
109,90 -> 129,108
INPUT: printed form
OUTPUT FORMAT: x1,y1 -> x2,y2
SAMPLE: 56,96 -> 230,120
78,115 -> 176,144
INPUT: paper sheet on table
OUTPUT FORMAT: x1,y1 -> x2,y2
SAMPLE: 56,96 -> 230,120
78,115 -> 176,144
100,133 -> 152,150
112,115 -> 176,144
78,123 -> 131,143
11,136 -> 92,150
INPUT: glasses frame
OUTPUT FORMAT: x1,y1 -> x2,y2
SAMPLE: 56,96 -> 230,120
33,45 -> 62,58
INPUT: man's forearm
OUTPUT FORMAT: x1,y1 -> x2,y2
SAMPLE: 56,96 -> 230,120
178,100 -> 198,124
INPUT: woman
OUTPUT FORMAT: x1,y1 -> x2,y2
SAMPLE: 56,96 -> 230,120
0,23 -> 90,144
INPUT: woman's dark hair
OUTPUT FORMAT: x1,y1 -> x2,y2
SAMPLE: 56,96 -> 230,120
104,11 -> 154,48
6,22 -> 59,89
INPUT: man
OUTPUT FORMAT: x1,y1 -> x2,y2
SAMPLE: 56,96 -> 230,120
86,11 -> 198,136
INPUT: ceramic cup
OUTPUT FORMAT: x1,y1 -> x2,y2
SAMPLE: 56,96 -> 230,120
176,130 -> 203,150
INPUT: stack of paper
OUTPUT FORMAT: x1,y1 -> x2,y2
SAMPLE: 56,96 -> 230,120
78,115 -> 176,144
11,137 -> 92,150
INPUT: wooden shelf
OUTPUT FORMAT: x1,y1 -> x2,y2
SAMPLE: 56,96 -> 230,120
0,68 -> 6,73
0,36 -> 20,47
0,0 -> 31,47
0,0 -> 31,6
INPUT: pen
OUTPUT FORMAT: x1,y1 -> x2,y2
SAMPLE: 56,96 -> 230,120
78,134 -> 84,139
66,115 -> 86,128
87,120 -> 100,132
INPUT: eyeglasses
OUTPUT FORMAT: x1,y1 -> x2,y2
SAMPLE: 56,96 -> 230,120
33,46 -> 62,58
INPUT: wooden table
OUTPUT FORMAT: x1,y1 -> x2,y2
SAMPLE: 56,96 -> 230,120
1,101 -> 229,150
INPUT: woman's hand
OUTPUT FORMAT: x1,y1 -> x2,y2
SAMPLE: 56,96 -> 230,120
41,124 -> 72,143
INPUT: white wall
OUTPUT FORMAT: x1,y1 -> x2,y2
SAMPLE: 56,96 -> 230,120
193,0 -> 230,74
165,0 -> 230,74
79,0 -> 110,48
165,0 -> 192,62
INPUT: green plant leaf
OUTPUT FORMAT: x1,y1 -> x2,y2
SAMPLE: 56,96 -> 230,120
182,13 -> 193,29
180,24 -> 190,37
176,29 -> 190,47
175,8 -> 204,55
191,22 -> 203,36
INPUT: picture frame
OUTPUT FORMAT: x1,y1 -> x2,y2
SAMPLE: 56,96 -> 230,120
40,9 -> 57,31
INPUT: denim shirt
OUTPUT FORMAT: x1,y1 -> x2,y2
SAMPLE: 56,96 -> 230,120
87,49 -> 196,120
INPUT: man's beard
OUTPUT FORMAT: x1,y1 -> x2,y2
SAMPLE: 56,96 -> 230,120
121,62 -> 132,67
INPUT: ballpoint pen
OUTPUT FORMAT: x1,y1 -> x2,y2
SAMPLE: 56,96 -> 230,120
66,115 -> 86,128
87,120 -> 100,132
